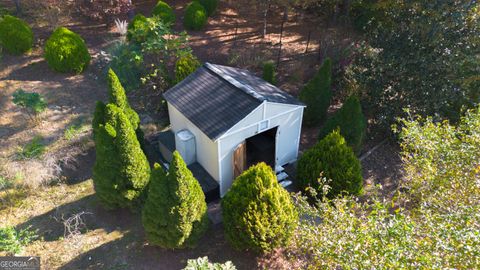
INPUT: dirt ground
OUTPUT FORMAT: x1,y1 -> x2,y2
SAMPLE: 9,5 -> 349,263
0,0 -> 402,269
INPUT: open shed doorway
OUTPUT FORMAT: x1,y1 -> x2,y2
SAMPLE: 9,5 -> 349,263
246,127 -> 277,170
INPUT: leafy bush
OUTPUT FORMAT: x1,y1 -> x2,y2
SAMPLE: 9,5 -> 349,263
222,162 -> 298,253
175,52 -> 201,83
152,1 -> 176,25
0,15 -> 33,55
44,27 -> 90,73
197,0 -> 218,17
0,226 -> 37,255
262,61 -> 276,85
18,136 -> 46,160
142,153 -> 209,248
184,256 -> 236,270
184,2 -> 207,30
297,130 -> 363,197
127,14 -> 150,44
92,103 -> 150,210
76,0 -> 132,23
299,58 -> 332,126
12,89 -> 47,119
319,95 -> 366,153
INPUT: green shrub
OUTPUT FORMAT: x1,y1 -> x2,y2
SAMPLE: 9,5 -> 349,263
18,136 -> 46,160
184,256 -> 236,270
108,41 -> 144,91
0,226 -> 37,255
12,89 -> 47,119
127,14 -> 150,43
44,27 -> 90,73
197,0 -> 218,17
299,58 -> 332,126
184,2 -> 207,30
319,95 -> 366,153
92,103 -> 150,209
175,53 -> 201,83
297,130 -> 363,197
262,61 -> 276,85
0,15 -> 33,55
152,1 -> 176,25
142,153 -> 209,248
222,162 -> 298,253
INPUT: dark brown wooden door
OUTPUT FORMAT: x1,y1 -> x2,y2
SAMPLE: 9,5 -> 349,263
233,141 -> 246,179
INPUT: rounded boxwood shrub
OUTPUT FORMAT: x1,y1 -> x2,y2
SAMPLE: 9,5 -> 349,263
127,14 -> 150,44
197,0 -> 218,17
152,1 -> 176,25
142,153 -> 209,248
175,52 -> 201,83
222,162 -> 298,253
0,15 -> 33,55
184,2 -> 207,30
297,130 -> 363,198
319,95 -> 367,154
44,27 -> 90,73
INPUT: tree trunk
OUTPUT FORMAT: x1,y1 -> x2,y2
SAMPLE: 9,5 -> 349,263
276,7 -> 288,67
262,1 -> 270,39
13,0 -> 21,14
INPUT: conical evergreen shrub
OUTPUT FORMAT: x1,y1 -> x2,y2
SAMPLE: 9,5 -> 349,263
142,152 -> 209,248
152,1 -> 176,25
92,104 -> 150,209
299,58 -> 332,126
319,95 -> 367,153
262,61 -> 276,85
221,162 -> 298,253
174,52 -> 201,83
297,130 -> 363,197
107,69 -> 145,148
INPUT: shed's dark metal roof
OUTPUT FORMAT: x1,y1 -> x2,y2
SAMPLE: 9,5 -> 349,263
164,63 -> 303,140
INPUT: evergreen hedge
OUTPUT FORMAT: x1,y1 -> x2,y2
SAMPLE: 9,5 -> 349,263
297,130 -> 363,197
197,0 -> 218,17
299,58 -> 332,126
175,53 -> 201,83
262,61 -> 276,85
152,1 -> 176,25
44,27 -> 90,73
221,162 -> 298,253
142,152 -> 209,248
0,15 -> 33,55
319,95 -> 367,154
92,103 -> 150,209
184,2 -> 207,30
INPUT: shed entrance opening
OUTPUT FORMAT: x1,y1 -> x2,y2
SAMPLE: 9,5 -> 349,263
246,127 -> 277,170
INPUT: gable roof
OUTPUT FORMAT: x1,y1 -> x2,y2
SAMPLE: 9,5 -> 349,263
164,63 -> 304,140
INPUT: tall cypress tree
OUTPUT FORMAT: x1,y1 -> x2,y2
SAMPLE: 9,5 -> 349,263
142,152 -> 209,248
93,104 -> 150,209
299,58 -> 333,126
107,69 -> 144,148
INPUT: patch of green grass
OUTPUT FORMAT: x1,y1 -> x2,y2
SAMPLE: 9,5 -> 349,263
0,226 -> 38,255
18,136 -> 46,159
64,124 -> 87,140
0,175 -> 14,191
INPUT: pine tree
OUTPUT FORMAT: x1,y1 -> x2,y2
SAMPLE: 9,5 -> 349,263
319,95 -> 367,154
299,58 -> 332,126
93,104 -> 150,209
107,69 -> 145,148
142,152 -> 209,248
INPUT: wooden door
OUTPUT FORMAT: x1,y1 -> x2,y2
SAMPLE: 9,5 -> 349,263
233,141 -> 246,179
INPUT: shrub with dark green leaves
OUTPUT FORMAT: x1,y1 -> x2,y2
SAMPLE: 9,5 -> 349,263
152,1 -> 176,25
92,103 -> 150,209
262,61 -> 276,85
299,58 -> 332,126
44,27 -> 90,73
108,41 -> 144,91
297,130 -> 363,197
142,153 -> 209,248
0,15 -> 33,55
222,162 -> 298,253
197,0 -> 218,17
12,89 -> 47,119
127,14 -> 150,44
175,53 -> 201,83
184,2 -> 207,30
319,95 -> 366,154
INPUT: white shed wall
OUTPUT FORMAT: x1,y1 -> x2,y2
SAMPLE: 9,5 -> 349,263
167,103 -> 220,182
218,103 -> 304,196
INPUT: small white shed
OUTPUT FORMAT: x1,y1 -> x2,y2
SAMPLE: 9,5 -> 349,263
163,63 -> 305,197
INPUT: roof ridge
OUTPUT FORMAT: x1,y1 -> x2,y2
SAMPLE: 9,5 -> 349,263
204,62 -> 266,102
